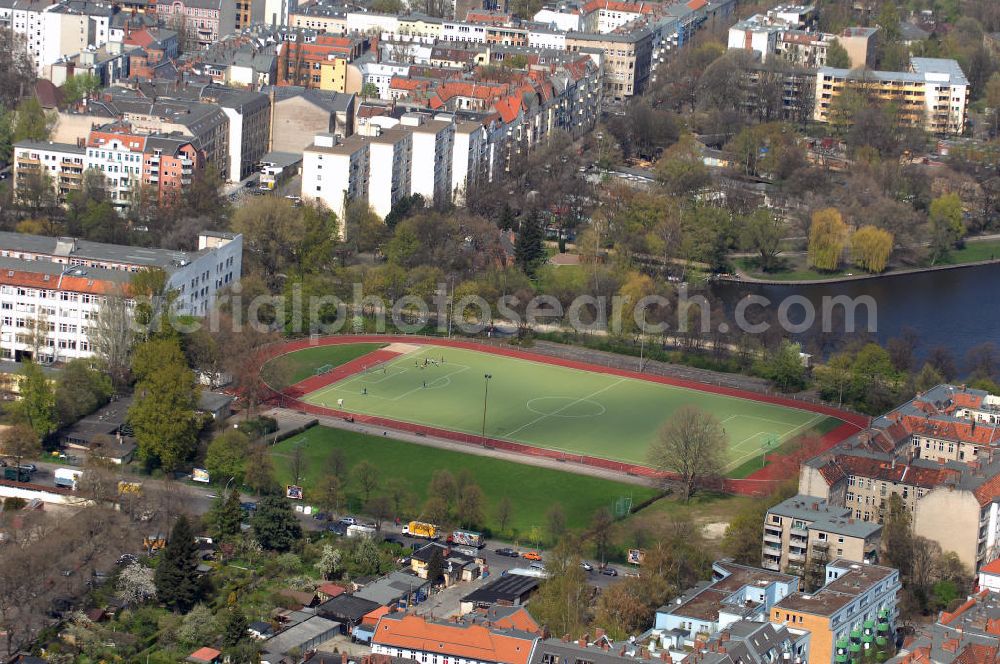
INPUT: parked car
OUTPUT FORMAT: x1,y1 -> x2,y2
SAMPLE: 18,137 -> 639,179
580,561 -> 593,571
340,516 -> 358,525
521,551 -> 542,561
240,502 -> 257,512
18,463 -> 37,473
313,512 -> 329,521
601,566 -> 618,577
495,547 -> 519,557
327,522 -> 348,536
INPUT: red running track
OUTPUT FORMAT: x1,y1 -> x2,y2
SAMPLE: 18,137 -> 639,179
284,349 -> 402,399
267,335 -> 866,497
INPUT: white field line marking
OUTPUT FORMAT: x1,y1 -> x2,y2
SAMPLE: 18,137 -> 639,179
503,377 -> 627,438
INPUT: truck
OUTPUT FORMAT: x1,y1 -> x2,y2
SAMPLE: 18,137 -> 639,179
54,468 -> 83,490
3,467 -> 32,482
347,523 -> 377,538
448,529 -> 485,548
403,521 -> 438,540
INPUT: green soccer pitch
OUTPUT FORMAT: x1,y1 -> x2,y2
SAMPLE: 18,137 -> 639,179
297,345 -> 839,471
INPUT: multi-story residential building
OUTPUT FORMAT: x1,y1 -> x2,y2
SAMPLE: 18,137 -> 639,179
268,87 -> 356,154
0,0 -> 114,76
302,133 -> 370,232
371,611 -> 539,664
653,561 -> 799,649
814,57 -> 969,135
12,140 -> 87,203
798,385 -> 1000,572
770,560 -> 900,664
208,89 -> 271,183
357,62 -> 412,100
763,495 -> 882,575
0,230 -> 241,363
566,28 -> 651,99
154,0 -> 235,49
836,26 -> 878,68
277,34 -> 365,88
289,3 -> 348,34
452,121 -> 489,205
366,128 -> 413,219
406,114 -> 455,207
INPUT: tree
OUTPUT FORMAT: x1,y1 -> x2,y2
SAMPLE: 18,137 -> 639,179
655,133 -> 711,196
429,469 -> 459,508
741,209 -> 784,272
807,208 -> 849,271
928,193 -> 965,265
761,340 -> 808,393
129,361 -> 200,471
528,536 -> 590,637
205,430 -> 250,485
12,97 -> 53,144
91,289 -> 134,390
316,475 -> 343,515
155,516 -> 203,613
426,546 -> 445,586
850,225 -> 893,273
456,483 -> 484,528
211,488 -> 244,540
116,562 -> 156,607
592,576 -> 656,639
244,442 -> 277,495
826,39 -> 851,68
914,363 -> 945,392
61,72 -> 100,105
354,460 -> 379,503
367,494 -> 392,530
647,406 -> 725,501
496,496 -> 513,535
0,424 -> 41,471
222,606 -> 249,649
546,503 -> 567,541
590,507 -> 614,565
251,495 -> 303,552
325,448 -> 348,478
515,211 -> 546,277
10,361 -> 54,443
315,544 -> 343,581
54,359 -> 112,426
881,494 -> 913,578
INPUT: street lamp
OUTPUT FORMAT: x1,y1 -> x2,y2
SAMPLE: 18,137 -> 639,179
481,374 -> 492,448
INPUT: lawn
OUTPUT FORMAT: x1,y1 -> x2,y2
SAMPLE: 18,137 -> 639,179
271,426 -> 659,538
939,238 -> 1000,265
266,342 -> 386,388
296,344 -> 839,473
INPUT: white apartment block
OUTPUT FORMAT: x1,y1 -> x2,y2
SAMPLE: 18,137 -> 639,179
452,122 -> 489,206
346,10 -> 399,35
85,133 -> 145,207
0,0 -> 112,76
367,128 -> 412,219
302,133 -> 370,235
533,7 -> 583,32
0,230 -> 242,363
359,62 -> 411,100
441,20 -> 487,43
12,140 -> 86,202
404,115 -> 455,208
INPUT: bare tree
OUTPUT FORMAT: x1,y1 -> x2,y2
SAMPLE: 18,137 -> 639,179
91,289 -> 135,391
647,406 -> 725,501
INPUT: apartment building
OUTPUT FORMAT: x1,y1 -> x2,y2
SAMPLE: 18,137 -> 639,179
276,34 -> 365,88
0,0 -> 114,76
799,385 -> 1000,572
770,560 -> 900,664
211,90 -> 271,183
289,3 -> 347,34
371,612 -> 539,664
814,57 -> 969,135
12,140 -> 87,203
763,495 -> 882,575
268,87 -> 356,154
653,561 -> 799,649
302,133 -> 370,232
452,121 -> 489,205
406,115 -> 456,207
154,0 -> 235,49
366,128 -> 413,219
0,231 -> 241,363
566,28 -> 651,99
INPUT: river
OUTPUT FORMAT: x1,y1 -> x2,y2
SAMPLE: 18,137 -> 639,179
709,262 -> 1000,362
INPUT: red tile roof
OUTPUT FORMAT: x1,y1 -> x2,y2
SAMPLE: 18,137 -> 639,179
975,473 -> 1000,507
980,558 -> 1000,576
373,614 -> 535,664
686,0 -> 707,9
493,94 -> 522,123
952,643 -> 1000,664
188,647 -> 222,663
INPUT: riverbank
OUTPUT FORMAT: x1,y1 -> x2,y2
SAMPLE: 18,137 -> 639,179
730,236 -> 1000,285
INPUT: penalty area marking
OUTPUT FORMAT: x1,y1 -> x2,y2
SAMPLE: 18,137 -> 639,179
526,396 -> 607,418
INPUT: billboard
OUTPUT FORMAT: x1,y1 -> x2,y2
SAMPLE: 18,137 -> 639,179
191,468 -> 210,483
286,485 -> 304,500
627,549 -> 646,565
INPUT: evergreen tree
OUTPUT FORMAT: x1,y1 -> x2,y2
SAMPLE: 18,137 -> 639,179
251,495 -> 303,552
222,605 -> 249,648
154,516 -> 203,612
211,488 -> 244,540
426,546 -> 445,586
514,211 -> 546,277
